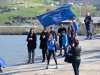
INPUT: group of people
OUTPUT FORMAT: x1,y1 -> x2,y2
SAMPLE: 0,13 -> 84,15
26,12 -> 93,75
26,17 -> 81,71
0,12 -> 92,75
0,12 -> 93,75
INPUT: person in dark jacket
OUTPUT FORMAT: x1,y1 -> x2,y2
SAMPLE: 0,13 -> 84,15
40,28 -> 49,62
50,26 -> 57,52
84,12 -> 93,39
68,23 -> 75,46
26,29 -> 37,63
70,39 -> 81,75
57,23 -> 66,56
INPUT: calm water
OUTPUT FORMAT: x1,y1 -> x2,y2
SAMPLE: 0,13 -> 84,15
0,35 -> 86,67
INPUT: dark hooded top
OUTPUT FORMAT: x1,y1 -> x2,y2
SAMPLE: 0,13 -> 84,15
39,31 -> 49,50
27,30 -> 37,50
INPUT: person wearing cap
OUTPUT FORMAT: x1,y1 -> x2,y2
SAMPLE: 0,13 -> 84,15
26,29 -> 37,63
84,12 -> 93,39
40,28 -> 49,62
50,26 -> 57,52
57,23 -> 66,56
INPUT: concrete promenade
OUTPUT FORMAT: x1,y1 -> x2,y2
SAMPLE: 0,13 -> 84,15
1,39 -> 100,75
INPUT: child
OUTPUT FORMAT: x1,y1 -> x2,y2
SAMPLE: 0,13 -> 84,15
50,26 -> 57,52
46,34 -> 58,69
62,31 -> 68,57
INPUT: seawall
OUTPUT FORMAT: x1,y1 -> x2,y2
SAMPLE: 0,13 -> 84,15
0,25 -> 97,35
0,26 -> 43,35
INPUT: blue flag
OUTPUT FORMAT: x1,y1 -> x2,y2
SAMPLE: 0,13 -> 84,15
37,5 -> 75,27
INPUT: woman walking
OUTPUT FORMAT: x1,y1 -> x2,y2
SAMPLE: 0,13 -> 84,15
70,39 -> 82,75
40,28 -> 49,62
46,34 -> 58,69
26,29 -> 37,63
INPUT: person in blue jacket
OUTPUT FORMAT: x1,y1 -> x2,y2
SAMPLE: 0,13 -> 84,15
46,34 -> 58,69
72,18 -> 79,36
62,31 -> 68,57
50,26 -> 57,52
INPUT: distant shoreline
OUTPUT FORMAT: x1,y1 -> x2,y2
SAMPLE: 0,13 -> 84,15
0,33 -> 41,35
0,26 -> 97,35
0,26 -> 43,35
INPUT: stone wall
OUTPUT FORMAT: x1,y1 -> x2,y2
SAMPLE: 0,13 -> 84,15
0,26 -> 43,35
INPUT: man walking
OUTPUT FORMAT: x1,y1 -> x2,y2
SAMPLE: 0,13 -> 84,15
84,12 -> 93,39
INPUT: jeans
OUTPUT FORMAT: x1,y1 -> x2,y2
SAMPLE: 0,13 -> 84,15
86,25 -> 92,38
63,46 -> 68,56
72,58 -> 81,75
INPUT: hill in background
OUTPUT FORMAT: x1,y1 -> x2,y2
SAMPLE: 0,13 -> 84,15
67,0 -> 100,4
0,0 -> 99,26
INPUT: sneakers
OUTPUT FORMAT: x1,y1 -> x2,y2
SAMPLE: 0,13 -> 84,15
56,65 -> 58,69
46,65 -> 58,69
46,65 -> 48,69
86,37 -> 93,39
58,53 -> 62,56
